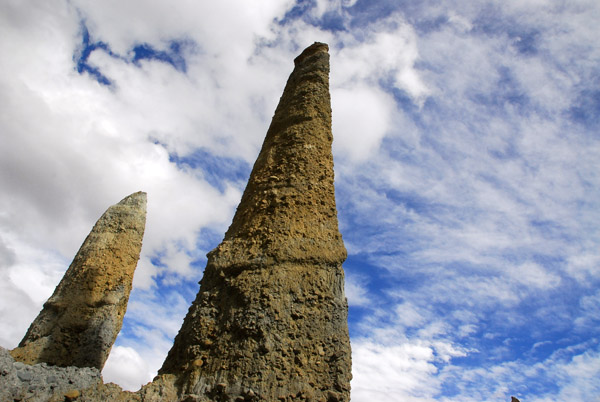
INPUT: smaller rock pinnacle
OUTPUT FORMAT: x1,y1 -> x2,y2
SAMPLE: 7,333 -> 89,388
11,191 -> 147,370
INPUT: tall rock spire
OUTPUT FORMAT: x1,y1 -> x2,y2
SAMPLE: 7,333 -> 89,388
11,191 -> 147,370
159,43 -> 352,401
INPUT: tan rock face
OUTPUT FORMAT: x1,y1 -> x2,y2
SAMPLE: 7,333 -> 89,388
11,192 -> 147,370
159,43 -> 352,401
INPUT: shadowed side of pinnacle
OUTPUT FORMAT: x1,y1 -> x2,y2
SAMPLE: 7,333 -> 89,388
11,191 -> 147,370
158,42 -> 352,402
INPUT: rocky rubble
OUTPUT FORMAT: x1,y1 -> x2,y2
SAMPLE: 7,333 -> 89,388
0,346 -> 101,402
1,346 -> 180,402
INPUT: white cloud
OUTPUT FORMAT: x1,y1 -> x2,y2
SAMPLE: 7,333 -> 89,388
333,21 -> 428,102
351,340 -> 440,402
0,234 -> 69,348
126,291 -> 191,341
550,349 -> 600,402
71,0 -> 295,56
509,262 -> 561,290
574,290 -> 600,330
102,288 -> 194,389
434,343 -> 600,402
566,253 -> 600,284
103,346 -> 152,391
394,302 -> 427,329
332,85 -> 394,162
345,273 -> 371,307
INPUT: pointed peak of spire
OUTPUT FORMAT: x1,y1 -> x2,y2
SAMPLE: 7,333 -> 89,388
206,38 -> 345,268
294,42 -> 329,65
117,191 -> 147,207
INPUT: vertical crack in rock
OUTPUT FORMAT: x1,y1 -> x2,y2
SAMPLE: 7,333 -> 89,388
159,42 -> 352,402
11,191 -> 147,371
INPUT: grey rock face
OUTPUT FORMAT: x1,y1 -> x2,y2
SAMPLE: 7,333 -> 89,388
0,346 -> 102,402
11,192 -> 147,370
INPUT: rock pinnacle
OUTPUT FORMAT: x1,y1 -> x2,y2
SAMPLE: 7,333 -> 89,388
11,191 -> 147,370
159,42 -> 352,401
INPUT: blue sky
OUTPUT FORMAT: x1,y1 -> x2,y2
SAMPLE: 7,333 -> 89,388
1,1 -> 599,401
